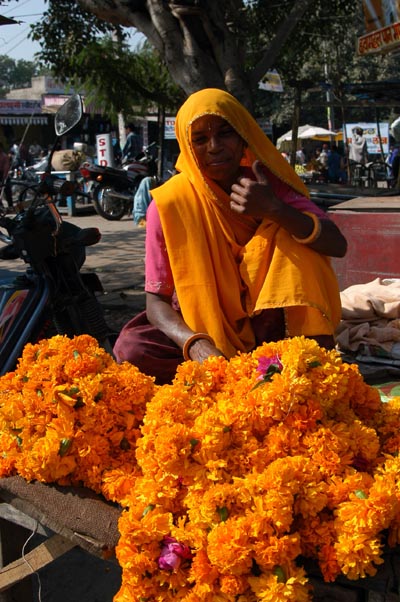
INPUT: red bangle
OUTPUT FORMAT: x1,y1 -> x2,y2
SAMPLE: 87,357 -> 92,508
183,333 -> 215,361
292,211 -> 322,245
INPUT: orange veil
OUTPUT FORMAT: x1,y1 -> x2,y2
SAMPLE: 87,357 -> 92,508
151,88 -> 341,358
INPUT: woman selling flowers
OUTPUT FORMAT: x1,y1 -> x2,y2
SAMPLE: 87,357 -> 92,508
114,88 -> 347,383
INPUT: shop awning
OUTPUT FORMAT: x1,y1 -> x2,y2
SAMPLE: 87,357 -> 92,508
0,116 -> 49,125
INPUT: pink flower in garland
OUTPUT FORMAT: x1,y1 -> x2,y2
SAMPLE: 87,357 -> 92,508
158,536 -> 192,571
257,354 -> 283,382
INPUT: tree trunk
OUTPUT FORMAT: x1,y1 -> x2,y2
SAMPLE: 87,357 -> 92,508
77,0 -> 315,110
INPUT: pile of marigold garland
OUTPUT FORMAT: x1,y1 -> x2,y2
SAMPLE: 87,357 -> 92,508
1,334 -> 400,601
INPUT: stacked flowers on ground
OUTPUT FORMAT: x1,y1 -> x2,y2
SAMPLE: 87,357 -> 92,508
1,334 -> 400,601
0,334 -> 155,498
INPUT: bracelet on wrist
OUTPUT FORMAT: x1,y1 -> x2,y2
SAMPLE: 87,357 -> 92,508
292,211 -> 322,245
183,332 -> 215,361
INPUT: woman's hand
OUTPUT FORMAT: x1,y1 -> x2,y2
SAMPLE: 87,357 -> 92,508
185,337 -> 225,363
229,160 -> 347,258
230,160 -> 282,220
146,292 -> 225,362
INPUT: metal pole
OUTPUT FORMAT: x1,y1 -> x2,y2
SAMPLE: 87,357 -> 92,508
290,86 -> 301,168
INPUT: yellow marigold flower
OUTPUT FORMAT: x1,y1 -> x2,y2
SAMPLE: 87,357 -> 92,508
207,517 -> 253,575
335,533 -> 384,580
219,573 -> 249,595
248,564 -> 312,601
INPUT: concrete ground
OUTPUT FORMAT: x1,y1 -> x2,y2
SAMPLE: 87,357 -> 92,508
0,210 -> 147,335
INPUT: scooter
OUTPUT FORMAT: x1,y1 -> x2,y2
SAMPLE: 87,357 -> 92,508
79,142 -> 159,221
0,94 -> 115,376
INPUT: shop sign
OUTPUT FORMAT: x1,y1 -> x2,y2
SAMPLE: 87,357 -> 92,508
357,20 -> 400,54
257,118 -> 273,137
96,133 -> 114,167
0,99 -> 41,115
258,70 -> 284,93
358,0 -> 400,54
43,95 -> 72,108
164,117 -> 176,140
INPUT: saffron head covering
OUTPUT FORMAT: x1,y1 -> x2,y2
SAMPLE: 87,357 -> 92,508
151,88 -> 341,357
174,87 -> 309,198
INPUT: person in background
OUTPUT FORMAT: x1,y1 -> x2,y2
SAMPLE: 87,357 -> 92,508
386,142 -> 399,187
133,176 -> 156,227
348,127 -> 369,165
9,140 -> 32,168
28,140 -> 42,161
122,122 -> 142,163
327,144 -> 346,183
113,88 -> 347,384
0,143 -> 13,212
111,133 -> 122,164
296,146 -> 306,165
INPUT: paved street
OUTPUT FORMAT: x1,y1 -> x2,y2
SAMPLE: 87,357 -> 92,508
66,212 -> 147,314
0,210 -> 147,327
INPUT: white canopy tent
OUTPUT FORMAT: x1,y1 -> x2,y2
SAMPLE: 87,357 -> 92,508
276,124 -> 337,150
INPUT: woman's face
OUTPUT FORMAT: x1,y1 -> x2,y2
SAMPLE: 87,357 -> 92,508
190,115 -> 245,192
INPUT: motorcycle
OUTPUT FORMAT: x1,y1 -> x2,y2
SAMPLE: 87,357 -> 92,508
79,142 -> 159,221
0,94 -> 115,376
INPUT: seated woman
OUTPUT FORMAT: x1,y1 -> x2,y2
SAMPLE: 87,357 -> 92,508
114,88 -> 347,384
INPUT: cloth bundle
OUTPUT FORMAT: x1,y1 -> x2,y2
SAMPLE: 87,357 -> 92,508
336,278 -> 400,361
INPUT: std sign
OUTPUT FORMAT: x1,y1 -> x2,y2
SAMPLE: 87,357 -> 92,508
96,133 -> 114,167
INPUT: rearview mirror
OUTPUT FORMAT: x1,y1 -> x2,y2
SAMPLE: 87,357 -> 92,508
54,94 -> 83,136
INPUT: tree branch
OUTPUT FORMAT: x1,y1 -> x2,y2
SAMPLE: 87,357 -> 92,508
250,0 -> 314,86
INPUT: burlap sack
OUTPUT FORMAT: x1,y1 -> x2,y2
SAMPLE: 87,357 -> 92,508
51,150 -> 85,171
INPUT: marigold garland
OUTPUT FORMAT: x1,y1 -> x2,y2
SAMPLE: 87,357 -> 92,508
1,335 -> 400,601
0,334 -> 155,500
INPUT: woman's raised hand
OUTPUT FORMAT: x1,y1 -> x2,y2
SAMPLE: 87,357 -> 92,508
230,160 -> 282,219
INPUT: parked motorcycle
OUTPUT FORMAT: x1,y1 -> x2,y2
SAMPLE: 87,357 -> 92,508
0,94 -> 114,376
79,142 -> 159,221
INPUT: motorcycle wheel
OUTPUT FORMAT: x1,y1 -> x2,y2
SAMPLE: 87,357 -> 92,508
92,184 -> 128,221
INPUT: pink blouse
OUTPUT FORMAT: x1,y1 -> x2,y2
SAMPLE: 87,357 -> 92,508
145,170 -> 328,296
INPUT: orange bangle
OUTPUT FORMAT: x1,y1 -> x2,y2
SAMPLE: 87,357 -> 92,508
183,333 -> 215,361
292,211 -> 322,245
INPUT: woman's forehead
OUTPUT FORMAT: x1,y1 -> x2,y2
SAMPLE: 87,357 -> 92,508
191,114 -> 228,133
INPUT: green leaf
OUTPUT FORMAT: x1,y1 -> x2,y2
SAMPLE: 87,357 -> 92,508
355,489 -> 368,499
307,360 -> 321,368
58,438 -> 72,457
141,504 -> 155,518
273,565 -> 286,583
217,506 -> 229,522
251,364 -> 281,390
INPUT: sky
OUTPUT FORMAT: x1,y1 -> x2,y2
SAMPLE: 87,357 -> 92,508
0,0 -> 143,63
0,0 -> 45,61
